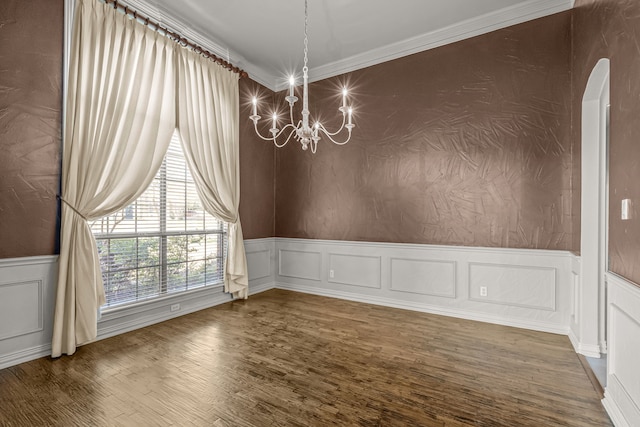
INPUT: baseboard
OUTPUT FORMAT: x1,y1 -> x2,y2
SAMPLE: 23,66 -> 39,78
568,329 -> 603,358
568,328 -> 580,353
276,282 -> 569,335
0,343 -> 52,371
248,281 -> 277,296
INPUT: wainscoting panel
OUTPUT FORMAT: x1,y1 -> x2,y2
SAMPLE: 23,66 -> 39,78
468,263 -> 556,311
245,238 -> 277,295
0,280 -> 43,340
390,258 -> 456,298
275,238 -> 572,334
247,250 -> 271,281
328,253 -> 381,289
279,249 -> 322,281
603,273 -> 640,427
0,256 -> 57,370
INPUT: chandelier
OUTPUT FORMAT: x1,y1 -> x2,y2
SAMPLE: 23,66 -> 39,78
249,0 -> 354,153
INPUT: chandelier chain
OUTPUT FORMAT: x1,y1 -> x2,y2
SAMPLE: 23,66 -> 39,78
303,0 -> 309,73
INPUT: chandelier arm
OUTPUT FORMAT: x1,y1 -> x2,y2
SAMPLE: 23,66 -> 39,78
252,120 -> 296,144
273,125 -> 299,148
251,121 -> 280,142
317,114 -> 347,137
318,126 -> 353,145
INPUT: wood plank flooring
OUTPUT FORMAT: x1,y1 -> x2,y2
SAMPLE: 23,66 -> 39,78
0,289 -> 612,426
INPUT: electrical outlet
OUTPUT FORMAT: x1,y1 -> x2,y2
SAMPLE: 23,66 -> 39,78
170,303 -> 180,312
329,269 -> 335,279
480,287 -> 488,297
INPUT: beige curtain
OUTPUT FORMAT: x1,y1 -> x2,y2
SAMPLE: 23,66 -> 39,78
53,0 -> 176,357
176,48 -> 248,299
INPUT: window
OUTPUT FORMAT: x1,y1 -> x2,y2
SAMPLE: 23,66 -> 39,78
91,132 -> 227,308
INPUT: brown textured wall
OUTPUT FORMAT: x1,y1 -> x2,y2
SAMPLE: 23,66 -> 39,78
0,2 -> 274,258
275,13 -> 573,249
239,78 -> 275,239
572,0 -> 640,285
0,0 -> 63,258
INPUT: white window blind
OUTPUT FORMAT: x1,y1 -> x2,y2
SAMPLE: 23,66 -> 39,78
90,131 -> 227,308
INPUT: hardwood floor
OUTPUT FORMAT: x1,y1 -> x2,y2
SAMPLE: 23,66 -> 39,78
0,289 -> 611,426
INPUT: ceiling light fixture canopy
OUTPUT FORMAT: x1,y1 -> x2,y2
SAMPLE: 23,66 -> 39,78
249,0 -> 354,153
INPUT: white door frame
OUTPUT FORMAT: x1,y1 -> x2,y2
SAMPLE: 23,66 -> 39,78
578,58 -> 610,357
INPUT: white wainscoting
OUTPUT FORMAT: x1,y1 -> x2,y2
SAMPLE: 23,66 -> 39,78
603,273 -> 640,427
390,258 -> 456,298
275,238 -> 572,334
0,238 -> 276,370
0,256 -> 58,370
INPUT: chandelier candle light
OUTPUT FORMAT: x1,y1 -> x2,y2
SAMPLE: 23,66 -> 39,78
249,0 -> 355,153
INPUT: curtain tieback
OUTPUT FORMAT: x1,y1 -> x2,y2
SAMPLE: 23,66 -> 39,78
57,195 -> 88,221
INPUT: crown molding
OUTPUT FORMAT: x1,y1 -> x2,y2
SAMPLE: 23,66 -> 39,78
117,0 -> 573,92
276,0 -> 575,91
117,0 -> 277,89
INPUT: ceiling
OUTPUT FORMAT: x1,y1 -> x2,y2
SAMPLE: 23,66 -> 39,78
122,0 -> 574,90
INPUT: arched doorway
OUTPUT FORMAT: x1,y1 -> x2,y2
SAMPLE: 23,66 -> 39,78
578,58 -> 610,358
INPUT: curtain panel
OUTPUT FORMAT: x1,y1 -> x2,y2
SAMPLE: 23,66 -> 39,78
55,0 -> 176,357
55,0 -> 248,356
176,49 -> 248,300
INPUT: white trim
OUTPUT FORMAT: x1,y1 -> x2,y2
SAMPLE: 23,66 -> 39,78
0,255 -> 58,268
0,240 -> 275,370
97,281 -> 275,346
278,249 -> 322,281
112,0 -> 274,89
97,238 -> 277,340
605,272 -> 640,427
0,344 -> 52,371
0,256 -> 58,370
603,389 -> 632,427
568,331 -> 604,358
276,238 -> 573,335
603,376 -> 636,427
389,258 -> 457,298
106,0 -> 573,91
284,0 -> 575,89
578,58 -> 610,358
276,237 -> 574,258
467,262 -> 557,311
97,286 -> 231,340
276,282 -> 568,335
248,281 -> 276,296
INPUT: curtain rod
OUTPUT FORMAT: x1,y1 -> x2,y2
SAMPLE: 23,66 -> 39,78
104,0 -> 248,79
